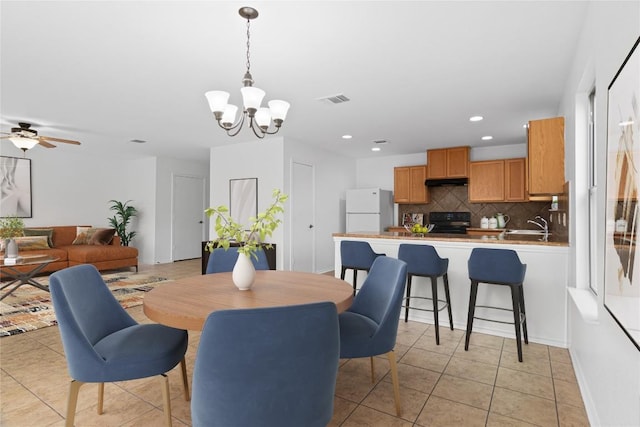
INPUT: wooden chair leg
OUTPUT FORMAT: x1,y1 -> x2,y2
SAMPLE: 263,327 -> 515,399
97,382 -> 105,414
179,358 -> 190,401
370,356 -> 375,383
386,351 -> 401,417
159,374 -> 173,427
65,380 -> 84,427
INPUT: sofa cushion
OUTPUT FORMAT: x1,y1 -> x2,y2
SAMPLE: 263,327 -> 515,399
23,228 -> 54,247
64,245 -> 138,263
72,226 -> 92,245
1,236 -> 50,251
89,228 -> 116,245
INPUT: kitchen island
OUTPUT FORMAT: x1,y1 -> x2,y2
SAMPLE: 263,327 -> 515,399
333,231 -> 569,347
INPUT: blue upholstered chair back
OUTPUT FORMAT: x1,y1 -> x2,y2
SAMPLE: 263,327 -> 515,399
340,240 -> 384,269
398,243 -> 449,276
344,256 -> 407,355
468,247 -> 527,285
206,246 -> 269,274
50,265 -> 138,379
191,302 -> 340,427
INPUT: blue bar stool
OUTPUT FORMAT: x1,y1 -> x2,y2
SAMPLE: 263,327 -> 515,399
465,247 -> 528,362
397,244 -> 453,345
340,240 -> 385,295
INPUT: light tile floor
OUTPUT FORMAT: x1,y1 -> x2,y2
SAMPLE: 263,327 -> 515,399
0,259 -> 590,426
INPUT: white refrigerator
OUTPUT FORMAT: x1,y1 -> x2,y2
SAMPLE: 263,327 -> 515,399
346,188 -> 394,233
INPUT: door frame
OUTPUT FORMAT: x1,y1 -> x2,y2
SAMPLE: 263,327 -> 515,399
171,173 -> 207,261
289,160 -> 316,272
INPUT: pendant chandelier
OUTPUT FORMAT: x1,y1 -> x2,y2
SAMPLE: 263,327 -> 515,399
205,7 -> 290,139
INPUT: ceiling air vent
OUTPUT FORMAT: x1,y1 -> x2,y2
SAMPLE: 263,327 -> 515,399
317,93 -> 350,105
373,139 -> 388,145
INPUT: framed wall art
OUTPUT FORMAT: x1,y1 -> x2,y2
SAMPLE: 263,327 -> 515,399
229,178 -> 258,228
604,36 -> 639,351
0,156 -> 32,218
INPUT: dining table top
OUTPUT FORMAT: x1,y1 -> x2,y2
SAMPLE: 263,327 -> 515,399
143,270 -> 354,331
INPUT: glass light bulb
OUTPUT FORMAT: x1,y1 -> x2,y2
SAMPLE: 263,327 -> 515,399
205,91 -> 230,113
221,104 -> 238,127
9,137 -> 39,150
268,100 -> 290,121
240,87 -> 265,110
255,108 -> 272,128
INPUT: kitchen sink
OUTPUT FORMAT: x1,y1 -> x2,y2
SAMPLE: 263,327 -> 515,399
505,229 -> 550,235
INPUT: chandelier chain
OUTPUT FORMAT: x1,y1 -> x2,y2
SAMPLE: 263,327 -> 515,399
245,18 -> 251,73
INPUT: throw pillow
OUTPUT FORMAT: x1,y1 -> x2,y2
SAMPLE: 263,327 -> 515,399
88,228 -> 116,245
0,236 -> 50,251
23,228 -> 54,247
72,226 -> 92,245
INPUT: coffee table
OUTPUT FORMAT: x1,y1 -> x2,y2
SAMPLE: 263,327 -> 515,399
0,255 -> 59,301
144,270 -> 354,330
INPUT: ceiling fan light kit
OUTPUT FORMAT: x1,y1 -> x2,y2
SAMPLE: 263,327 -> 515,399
205,6 -> 290,139
1,122 -> 81,152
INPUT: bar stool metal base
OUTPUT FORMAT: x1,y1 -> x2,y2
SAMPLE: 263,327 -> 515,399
403,273 -> 454,345
464,280 -> 528,362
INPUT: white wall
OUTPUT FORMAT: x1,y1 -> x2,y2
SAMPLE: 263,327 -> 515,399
209,137 -> 286,269
558,1 -> 640,425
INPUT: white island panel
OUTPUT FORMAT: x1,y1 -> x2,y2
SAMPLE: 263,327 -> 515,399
334,235 -> 569,347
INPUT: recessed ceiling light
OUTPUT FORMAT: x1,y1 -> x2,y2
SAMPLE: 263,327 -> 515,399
469,116 -> 483,122
342,134 -> 352,139
481,136 -> 493,141
371,147 -> 381,152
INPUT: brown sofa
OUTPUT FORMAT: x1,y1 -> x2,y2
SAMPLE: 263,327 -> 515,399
1,225 -> 138,278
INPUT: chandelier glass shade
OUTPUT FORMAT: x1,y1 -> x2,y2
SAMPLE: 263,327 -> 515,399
205,7 -> 290,139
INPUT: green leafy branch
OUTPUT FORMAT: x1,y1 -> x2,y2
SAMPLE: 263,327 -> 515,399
205,189 -> 288,259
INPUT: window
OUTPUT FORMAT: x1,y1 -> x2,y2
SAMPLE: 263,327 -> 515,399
588,88 -> 597,293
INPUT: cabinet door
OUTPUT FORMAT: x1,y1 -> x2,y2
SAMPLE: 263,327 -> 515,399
447,146 -> 470,177
393,167 -> 411,203
426,149 -> 448,178
505,158 -> 527,201
469,160 -> 505,202
528,117 -> 565,194
409,165 -> 429,203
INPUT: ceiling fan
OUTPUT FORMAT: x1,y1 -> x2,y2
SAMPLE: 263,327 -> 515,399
0,122 -> 81,152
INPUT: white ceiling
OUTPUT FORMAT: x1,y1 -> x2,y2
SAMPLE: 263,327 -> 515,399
0,1 -> 588,162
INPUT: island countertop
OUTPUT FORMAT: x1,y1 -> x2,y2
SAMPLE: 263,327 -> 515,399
332,231 -> 568,247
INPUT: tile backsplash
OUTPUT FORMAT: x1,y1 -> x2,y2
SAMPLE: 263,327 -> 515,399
398,185 -> 568,238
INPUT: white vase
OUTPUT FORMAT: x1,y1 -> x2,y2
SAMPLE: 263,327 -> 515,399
5,238 -> 18,259
232,252 -> 256,290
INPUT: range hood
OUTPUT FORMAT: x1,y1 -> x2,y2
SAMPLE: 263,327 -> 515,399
424,178 -> 468,187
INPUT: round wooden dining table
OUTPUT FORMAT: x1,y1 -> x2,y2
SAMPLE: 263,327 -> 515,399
143,270 -> 354,330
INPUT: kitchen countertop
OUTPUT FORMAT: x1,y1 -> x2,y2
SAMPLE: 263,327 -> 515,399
332,231 -> 569,246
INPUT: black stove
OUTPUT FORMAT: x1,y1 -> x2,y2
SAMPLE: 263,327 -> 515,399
428,211 -> 471,234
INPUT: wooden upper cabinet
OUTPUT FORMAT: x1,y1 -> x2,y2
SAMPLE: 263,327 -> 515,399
505,158 -> 527,201
469,160 -> 505,202
427,146 -> 469,178
394,165 -> 429,204
528,117 -> 565,195
469,158 -> 527,203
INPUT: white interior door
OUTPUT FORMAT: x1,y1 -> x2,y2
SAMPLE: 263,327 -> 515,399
172,175 -> 205,261
291,161 -> 314,272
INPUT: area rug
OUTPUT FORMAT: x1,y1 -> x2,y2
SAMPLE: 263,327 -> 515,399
0,272 -> 171,337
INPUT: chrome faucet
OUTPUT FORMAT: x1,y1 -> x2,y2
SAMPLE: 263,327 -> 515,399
527,216 -> 548,235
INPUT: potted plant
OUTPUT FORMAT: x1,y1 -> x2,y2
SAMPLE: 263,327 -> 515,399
205,189 -> 288,289
108,200 -> 137,246
0,215 -> 25,258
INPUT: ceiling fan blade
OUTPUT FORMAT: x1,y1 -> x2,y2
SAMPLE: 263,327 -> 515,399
39,135 -> 81,145
38,139 -> 56,148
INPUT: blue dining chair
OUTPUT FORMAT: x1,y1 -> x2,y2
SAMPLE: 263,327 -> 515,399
191,302 -> 340,427
49,264 -> 189,427
206,246 -> 270,273
340,240 -> 386,295
398,243 -> 453,345
465,247 -> 528,362
338,256 -> 408,416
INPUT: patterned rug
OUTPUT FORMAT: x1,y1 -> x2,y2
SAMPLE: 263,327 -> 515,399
0,272 -> 171,337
